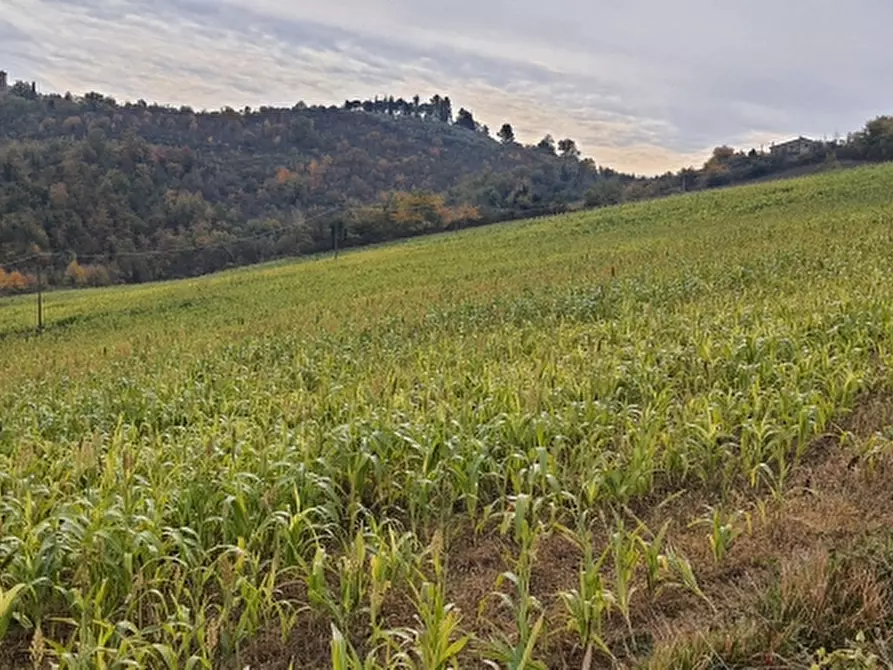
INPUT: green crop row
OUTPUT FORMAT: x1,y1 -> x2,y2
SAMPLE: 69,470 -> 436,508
2,165 -> 893,667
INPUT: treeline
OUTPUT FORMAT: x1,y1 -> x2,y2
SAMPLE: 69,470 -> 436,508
343,94 -> 454,124
578,119 -> 893,208
1,191 -> 484,292
344,94 -> 493,135
0,84 -> 603,289
2,77 -> 893,292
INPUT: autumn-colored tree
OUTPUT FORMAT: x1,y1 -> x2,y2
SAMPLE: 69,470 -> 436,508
49,182 -> 70,208
445,204 -> 482,232
6,271 -> 31,291
84,265 -> 111,286
389,191 -> 449,234
64,259 -> 88,286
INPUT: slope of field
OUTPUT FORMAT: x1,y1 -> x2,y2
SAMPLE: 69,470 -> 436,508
2,165 -> 893,668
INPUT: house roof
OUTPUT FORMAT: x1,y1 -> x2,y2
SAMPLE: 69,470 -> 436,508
772,136 -> 818,148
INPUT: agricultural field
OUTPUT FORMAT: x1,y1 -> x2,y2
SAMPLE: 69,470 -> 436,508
2,164 -> 893,669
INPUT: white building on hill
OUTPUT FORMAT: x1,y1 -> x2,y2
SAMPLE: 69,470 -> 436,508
769,136 -> 822,159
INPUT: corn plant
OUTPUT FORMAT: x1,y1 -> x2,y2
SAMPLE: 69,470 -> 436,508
397,530 -> 467,669
331,624 -> 391,670
482,533 -> 546,670
408,580 -> 468,670
366,520 -> 419,627
607,516 -> 640,632
0,582 -> 26,640
558,526 -> 615,670
307,536 -> 369,636
664,549 -> 713,611
692,507 -> 744,564
811,632 -> 880,669
2,163 -> 893,663
636,519 -> 671,596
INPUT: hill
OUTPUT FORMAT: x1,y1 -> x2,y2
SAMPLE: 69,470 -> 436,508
2,81 -> 893,289
0,89 -> 604,285
2,165 -> 893,667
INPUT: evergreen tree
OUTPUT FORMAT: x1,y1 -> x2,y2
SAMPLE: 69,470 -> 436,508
498,123 -> 515,144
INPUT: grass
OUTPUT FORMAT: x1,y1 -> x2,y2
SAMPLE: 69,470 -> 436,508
2,164 -> 893,667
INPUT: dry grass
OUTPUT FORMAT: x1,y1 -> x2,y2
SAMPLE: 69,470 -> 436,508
642,394 -> 893,669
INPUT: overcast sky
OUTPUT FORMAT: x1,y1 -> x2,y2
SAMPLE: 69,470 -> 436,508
3,0 -> 891,174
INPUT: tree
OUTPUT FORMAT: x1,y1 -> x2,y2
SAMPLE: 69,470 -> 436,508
679,167 -> 697,192
441,96 -> 453,124
860,116 -> 893,160
498,123 -> 515,144
84,264 -> 111,286
706,145 -> 736,167
389,191 -> 450,234
49,182 -> 70,208
536,135 -> 556,155
1,270 -> 31,292
64,259 -> 88,286
444,203 -> 481,232
0,82 -> 636,288
584,180 -> 623,208
431,95 -> 454,122
557,138 -> 580,160
10,80 -> 37,100
455,108 -> 476,131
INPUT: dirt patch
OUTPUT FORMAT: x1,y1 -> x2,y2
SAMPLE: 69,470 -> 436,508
643,392 -> 893,665
447,529 -> 512,626
840,393 -> 893,438
0,630 -> 32,670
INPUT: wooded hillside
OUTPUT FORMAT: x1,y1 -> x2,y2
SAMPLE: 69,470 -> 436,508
2,82 -> 893,290
0,90 -> 604,286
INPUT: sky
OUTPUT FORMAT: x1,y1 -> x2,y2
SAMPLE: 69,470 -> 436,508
2,0 -> 892,175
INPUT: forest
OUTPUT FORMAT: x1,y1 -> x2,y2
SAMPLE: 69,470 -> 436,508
2,81 -> 893,290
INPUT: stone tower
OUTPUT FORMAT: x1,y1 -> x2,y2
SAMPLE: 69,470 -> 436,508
0,71 -> 8,94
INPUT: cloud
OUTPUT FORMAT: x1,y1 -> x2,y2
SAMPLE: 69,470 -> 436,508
2,0 -> 892,174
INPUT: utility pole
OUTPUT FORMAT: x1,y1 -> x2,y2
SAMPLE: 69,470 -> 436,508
36,260 -> 44,333
332,221 -> 345,260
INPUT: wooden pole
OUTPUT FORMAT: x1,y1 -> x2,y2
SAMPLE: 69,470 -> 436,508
36,261 -> 44,332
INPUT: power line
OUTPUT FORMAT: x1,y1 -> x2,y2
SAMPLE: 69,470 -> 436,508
0,205 -> 346,268
0,253 -> 43,269
1,198 -> 572,334
0,200 -> 570,271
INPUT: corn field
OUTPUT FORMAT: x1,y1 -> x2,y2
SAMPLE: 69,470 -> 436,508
2,164 -> 893,668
